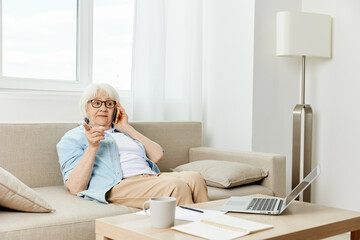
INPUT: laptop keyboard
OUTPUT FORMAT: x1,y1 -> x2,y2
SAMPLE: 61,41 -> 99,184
246,198 -> 278,212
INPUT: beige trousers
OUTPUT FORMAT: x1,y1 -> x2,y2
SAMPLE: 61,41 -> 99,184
106,171 -> 209,209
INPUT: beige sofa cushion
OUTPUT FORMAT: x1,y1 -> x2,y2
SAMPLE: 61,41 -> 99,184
0,186 -> 139,240
172,160 -> 268,188
0,167 -> 54,213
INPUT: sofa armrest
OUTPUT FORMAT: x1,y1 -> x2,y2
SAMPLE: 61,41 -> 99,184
189,147 -> 286,197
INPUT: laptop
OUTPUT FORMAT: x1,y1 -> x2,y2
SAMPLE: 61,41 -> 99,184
221,165 -> 320,215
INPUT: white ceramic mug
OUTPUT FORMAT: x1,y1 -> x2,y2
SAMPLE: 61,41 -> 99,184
142,197 -> 176,228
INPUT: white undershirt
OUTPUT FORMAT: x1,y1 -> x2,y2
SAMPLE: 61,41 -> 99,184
106,128 -> 156,178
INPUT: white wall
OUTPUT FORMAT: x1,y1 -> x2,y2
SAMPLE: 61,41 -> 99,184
0,90 -> 132,123
252,0 -> 301,195
202,0 -> 254,150
301,0 -> 360,211
253,0 -> 360,211
0,91 -> 82,123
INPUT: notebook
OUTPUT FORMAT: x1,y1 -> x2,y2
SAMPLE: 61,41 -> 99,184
221,165 -> 320,215
171,214 -> 273,240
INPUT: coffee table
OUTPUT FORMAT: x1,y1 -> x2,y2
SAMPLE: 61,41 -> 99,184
95,198 -> 360,240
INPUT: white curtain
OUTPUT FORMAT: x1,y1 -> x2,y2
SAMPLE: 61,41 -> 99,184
132,0 -> 203,121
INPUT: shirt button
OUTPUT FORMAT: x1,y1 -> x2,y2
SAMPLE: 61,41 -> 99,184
112,141 -> 114,144
113,157 -> 116,160
116,171 -> 120,174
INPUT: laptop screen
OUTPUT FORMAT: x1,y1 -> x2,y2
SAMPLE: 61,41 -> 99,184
284,166 -> 320,206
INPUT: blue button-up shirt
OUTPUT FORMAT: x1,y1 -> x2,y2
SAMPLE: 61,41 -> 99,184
56,125 -> 160,203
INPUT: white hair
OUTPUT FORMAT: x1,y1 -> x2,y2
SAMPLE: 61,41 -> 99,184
79,83 -> 120,119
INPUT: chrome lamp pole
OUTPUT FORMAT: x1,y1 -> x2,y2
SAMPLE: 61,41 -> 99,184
292,56 -> 313,202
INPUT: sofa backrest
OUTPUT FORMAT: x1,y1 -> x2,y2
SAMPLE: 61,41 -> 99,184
0,122 -> 202,188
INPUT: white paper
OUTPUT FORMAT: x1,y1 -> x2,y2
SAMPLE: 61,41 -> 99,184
172,221 -> 248,240
134,206 -> 226,222
175,207 -> 226,221
202,214 -> 273,233
171,214 -> 273,240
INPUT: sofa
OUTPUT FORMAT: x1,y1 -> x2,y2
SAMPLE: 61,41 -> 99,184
0,122 -> 286,240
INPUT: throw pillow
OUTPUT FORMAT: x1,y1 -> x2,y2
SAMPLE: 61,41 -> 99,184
171,160 -> 268,188
0,167 -> 54,212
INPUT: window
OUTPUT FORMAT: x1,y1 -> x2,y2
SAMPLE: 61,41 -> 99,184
2,0 -> 76,81
0,0 -> 134,92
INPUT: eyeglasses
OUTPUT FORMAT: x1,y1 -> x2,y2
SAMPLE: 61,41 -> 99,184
88,99 -> 116,109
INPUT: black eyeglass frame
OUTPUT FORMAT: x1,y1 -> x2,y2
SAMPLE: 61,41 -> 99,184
88,99 -> 116,109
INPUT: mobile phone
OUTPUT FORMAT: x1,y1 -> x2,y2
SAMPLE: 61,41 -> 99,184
113,108 -> 120,124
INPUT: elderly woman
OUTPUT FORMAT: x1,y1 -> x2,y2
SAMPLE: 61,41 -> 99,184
57,83 -> 209,208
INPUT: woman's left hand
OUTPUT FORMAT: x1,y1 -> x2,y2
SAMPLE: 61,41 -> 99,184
114,103 -> 129,131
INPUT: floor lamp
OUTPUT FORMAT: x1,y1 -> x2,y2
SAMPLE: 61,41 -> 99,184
276,11 -> 332,202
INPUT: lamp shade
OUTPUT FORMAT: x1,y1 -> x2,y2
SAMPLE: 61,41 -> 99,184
276,11 -> 332,58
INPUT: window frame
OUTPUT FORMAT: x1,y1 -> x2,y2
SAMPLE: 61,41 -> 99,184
0,0 -> 93,92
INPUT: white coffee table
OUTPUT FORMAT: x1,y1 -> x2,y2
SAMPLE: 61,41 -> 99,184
95,197 -> 360,240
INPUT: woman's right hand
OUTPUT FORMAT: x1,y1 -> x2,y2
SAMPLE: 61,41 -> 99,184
83,123 -> 105,149
66,123 -> 103,195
